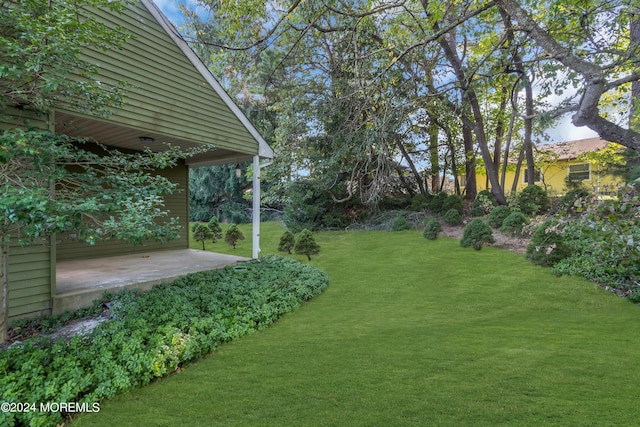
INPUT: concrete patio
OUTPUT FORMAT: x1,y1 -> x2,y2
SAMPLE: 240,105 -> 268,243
54,249 -> 248,314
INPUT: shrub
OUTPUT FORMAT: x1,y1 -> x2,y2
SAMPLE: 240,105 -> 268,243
429,192 -> 449,214
278,230 -> 296,254
0,257 -> 329,427
423,218 -> 443,240
487,205 -> 511,228
557,188 -> 591,215
525,220 -> 572,266
442,194 -> 464,215
193,224 -> 214,250
461,219 -> 495,250
207,216 -> 223,242
500,212 -> 529,236
294,229 -> 321,261
224,223 -> 245,249
410,193 -> 430,211
471,190 -> 496,216
516,185 -> 550,215
392,215 -> 410,231
443,208 -> 463,226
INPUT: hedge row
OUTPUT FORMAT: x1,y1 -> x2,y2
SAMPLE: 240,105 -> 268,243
0,256 -> 329,427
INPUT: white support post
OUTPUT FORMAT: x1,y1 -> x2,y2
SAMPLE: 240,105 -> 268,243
252,155 -> 260,259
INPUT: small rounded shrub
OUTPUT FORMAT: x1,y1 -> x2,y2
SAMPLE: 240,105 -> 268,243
443,208 -> 463,225
517,185 -> 550,216
525,220 -> 572,266
410,193 -> 430,211
423,218 -> 443,240
429,192 -> 449,214
392,215 -> 410,231
442,194 -> 464,215
461,219 -> 495,250
487,205 -> 511,228
500,212 -> 529,236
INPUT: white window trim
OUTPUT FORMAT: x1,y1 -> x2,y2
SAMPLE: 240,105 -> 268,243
522,169 -> 543,184
567,163 -> 591,182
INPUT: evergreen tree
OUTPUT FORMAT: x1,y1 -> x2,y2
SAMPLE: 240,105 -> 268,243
278,230 -> 296,254
193,224 -> 214,251
207,216 -> 223,242
294,229 -> 320,261
224,223 -> 245,249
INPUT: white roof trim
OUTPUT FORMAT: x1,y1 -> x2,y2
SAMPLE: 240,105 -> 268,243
141,0 -> 274,159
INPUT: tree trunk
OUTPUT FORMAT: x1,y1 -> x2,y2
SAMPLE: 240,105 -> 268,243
394,137 -> 426,196
1,236 -> 8,342
462,121 -> 477,200
631,13 -> 640,131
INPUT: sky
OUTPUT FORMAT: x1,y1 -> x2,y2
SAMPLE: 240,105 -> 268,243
155,0 -> 599,146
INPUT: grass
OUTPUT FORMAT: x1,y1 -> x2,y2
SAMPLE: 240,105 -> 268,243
72,222 -> 640,426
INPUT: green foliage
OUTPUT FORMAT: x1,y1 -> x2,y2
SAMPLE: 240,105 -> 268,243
189,164 -> 251,223
557,188 -> 591,215
207,216 -> 223,242
392,215 -> 410,231
525,220 -> 572,267
224,223 -> 245,249
461,219 -> 495,250
294,229 -> 320,261
471,190 -> 497,217
429,192 -> 449,214
442,194 -> 464,215
277,230 -> 296,254
193,224 -> 214,250
500,212 -> 529,236
423,218 -> 443,240
443,208 -> 463,226
0,0 -> 130,114
410,193 -> 430,211
487,205 -> 511,228
283,180 -> 329,232
515,185 -> 550,216
0,256 -> 328,427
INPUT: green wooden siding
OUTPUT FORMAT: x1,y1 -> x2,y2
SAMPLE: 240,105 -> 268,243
7,238 -> 52,318
56,162 -> 189,261
2,109 -> 54,319
62,1 -> 258,155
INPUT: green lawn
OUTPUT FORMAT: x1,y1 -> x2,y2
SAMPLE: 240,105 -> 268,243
72,222 -> 640,426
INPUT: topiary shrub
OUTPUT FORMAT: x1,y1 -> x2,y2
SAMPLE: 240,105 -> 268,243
461,219 -> 495,250
294,229 -> 321,261
487,205 -> 511,228
500,212 -> 529,236
392,214 -> 410,231
525,220 -> 572,266
423,218 -> 443,240
224,223 -> 245,249
442,194 -> 464,215
443,208 -> 463,226
471,190 -> 496,216
193,224 -> 214,250
207,216 -> 223,242
516,185 -> 550,215
278,230 -> 296,254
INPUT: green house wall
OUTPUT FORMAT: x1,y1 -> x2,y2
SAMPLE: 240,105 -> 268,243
63,1 -> 258,155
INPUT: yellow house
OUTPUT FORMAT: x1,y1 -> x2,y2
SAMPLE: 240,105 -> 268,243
470,137 -> 625,197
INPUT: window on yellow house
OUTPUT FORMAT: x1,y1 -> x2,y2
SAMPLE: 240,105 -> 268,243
568,163 -> 590,182
522,169 -> 543,184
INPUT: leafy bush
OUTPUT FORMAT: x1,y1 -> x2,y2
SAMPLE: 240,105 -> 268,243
442,194 -> 464,215
224,223 -> 245,249
500,212 -> 529,236
487,205 -> 511,228
516,185 -> 550,216
278,230 -> 296,254
410,193 -> 430,211
461,219 -> 495,250
471,190 -> 496,216
525,220 -> 572,266
392,215 -> 410,231
423,218 -> 443,240
294,229 -> 321,261
0,256 -> 329,427
443,208 -> 463,226
557,188 -> 591,215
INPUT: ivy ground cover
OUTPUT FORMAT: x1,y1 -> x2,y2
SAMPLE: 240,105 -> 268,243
73,223 -> 640,426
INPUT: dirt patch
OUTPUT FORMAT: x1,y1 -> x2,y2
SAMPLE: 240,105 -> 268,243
440,223 -> 531,254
